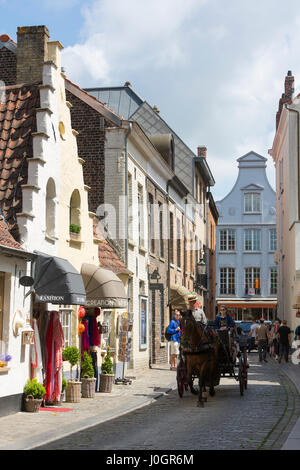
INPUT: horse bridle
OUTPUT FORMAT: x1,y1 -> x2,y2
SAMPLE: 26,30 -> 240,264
180,314 -> 215,353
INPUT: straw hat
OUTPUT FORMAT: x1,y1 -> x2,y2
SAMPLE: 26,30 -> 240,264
188,294 -> 198,302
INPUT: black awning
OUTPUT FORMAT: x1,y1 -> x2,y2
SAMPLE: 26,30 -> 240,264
33,252 -> 86,305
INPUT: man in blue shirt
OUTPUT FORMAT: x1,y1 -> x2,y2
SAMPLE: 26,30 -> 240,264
168,310 -> 181,370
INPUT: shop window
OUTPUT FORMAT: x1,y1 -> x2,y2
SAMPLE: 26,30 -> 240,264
140,297 -> 148,350
59,307 -> 72,347
46,178 -> 56,238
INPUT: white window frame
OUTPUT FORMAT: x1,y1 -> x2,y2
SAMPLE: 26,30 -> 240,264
245,267 -> 261,295
244,193 -> 261,213
219,229 -> 236,251
270,267 -> 277,295
244,229 -> 261,251
269,229 -> 277,251
219,267 -> 235,295
59,307 -> 73,347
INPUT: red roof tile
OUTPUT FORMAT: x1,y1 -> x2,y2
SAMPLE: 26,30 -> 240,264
93,219 -> 131,275
0,218 -> 23,250
0,84 -> 39,240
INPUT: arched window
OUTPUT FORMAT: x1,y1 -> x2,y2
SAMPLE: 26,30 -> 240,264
46,178 -> 56,238
69,190 -> 81,238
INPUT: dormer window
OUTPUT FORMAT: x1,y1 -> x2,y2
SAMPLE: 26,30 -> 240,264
244,193 -> 261,213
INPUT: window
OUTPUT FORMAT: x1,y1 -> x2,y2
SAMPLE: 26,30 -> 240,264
245,267 -> 261,295
270,267 -> 277,295
138,185 -> 145,247
220,229 -> 235,251
128,173 -> 133,241
220,267 -> 235,295
244,229 -> 261,251
270,229 -> 277,251
244,193 -> 261,213
169,212 -> 174,264
140,296 -> 148,350
148,193 -> 155,253
177,217 -> 181,268
59,308 -> 72,347
158,202 -> 164,258
190,231 -> 194,274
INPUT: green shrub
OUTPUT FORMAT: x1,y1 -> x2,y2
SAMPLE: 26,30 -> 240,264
70,224 -> 81,234
62,377 -> 68,392
81,352 -> 95,378
101,347 -> 114,375
24,379 -> 46,399
62,346 -> 81,380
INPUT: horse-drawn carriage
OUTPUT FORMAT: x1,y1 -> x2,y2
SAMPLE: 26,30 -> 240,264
176,311 -> 248,407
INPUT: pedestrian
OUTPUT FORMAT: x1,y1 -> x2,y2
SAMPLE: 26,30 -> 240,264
248,319 -> 259,353
167,309 -> 181,371
277,320 -> 291,363
188,294 -> 207,324
255,318 -> 268,362
214,305 -> 235,330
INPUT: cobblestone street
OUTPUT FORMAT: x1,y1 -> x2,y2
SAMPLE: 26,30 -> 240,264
36,354 -> 300,450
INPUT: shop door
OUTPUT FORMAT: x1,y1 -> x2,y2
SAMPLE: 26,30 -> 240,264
0,273 -> 4,342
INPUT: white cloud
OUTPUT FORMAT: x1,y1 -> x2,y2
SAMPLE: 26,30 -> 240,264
62,0 -> 300,199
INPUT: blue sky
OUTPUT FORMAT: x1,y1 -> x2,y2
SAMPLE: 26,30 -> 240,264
2,0 -> 300,200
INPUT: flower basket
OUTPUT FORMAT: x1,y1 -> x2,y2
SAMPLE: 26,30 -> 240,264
65,380 -> 82,403
81,376 -> 96,398
99,371 -> 114,393
24,395 -> 43,413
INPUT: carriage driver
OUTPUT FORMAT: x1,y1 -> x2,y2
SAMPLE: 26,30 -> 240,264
188,294 -> 207,324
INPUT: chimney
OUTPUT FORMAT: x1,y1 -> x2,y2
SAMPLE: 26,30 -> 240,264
276,70 -> 294,130
16,25 -> 49,84
197,146 -> 207,158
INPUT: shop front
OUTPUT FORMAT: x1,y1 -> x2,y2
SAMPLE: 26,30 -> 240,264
29,252 -> 86,405
216,300 -> 278,321
81,263 -> 129,383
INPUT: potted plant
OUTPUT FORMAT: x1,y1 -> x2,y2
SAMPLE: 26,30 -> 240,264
23,378 -> 46,412
99,347 -> 114,393
81,352 -> 96,398
62,346 -> 81,402
69,224 -> 81,240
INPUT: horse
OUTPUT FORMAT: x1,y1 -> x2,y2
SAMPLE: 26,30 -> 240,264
179,310 -> 221,407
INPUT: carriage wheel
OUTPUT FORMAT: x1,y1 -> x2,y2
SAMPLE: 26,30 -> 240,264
238,357 -> 245,396
243,349 -> 248,390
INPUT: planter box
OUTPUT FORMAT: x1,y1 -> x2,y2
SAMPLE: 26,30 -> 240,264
81,377 -> 96,398
24,395 -> 43,412
65,380 -> 81,403
99,373 -> 114,393
70,232 -> 81,241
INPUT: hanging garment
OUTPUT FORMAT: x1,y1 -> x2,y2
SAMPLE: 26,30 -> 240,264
81,319 -> 89,358
45,311 -> 64,403
30,319 -> 43,382
90,315 -> 101,347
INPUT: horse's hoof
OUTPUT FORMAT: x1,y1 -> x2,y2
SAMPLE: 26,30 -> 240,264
209,389 -> 215,397
197,402 -> 204,408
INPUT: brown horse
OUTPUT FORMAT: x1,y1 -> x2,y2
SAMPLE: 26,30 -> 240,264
180,310 -> 221,407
